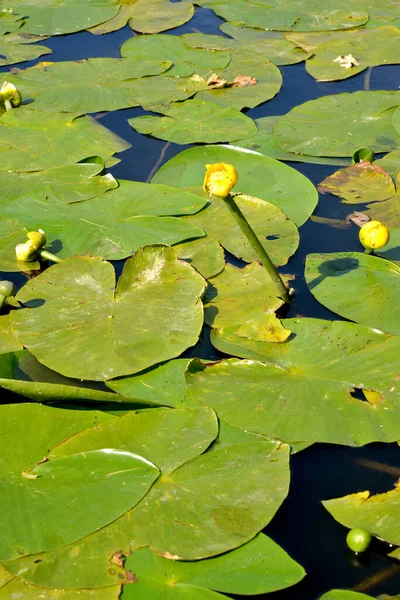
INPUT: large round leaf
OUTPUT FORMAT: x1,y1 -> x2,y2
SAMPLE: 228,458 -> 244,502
181,193 -> 299,266
188,318 -> 400,445
305,252 -> 400,334
129,99 -> 257,144
323,485 -> 400,546
11,0 -> 119,35
0,182 -> 206,260
0,33 -> 51,67
152,145 -> 318,227
1,58 -> 171,113
122,536 -> 305,598
273,91 -> 400,156
11,247 -> 206,381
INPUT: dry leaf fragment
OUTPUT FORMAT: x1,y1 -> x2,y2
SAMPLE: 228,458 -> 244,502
346,211 -> 370,227
125,570 -> 138,583
111,551 -> 124,567
233,74 -> 257,87
333,54 -> 360,69
162,551 -> 180,560
206,73 -> 228,88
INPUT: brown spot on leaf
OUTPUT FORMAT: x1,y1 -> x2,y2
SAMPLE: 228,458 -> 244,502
233,74 -> 257,87
111,551 -> 124,567
126,570 -> 138,583
162,551 -> 180,560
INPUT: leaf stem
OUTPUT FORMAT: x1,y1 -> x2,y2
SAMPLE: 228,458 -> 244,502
220,193 -> 291,303
39,250 -> 63,264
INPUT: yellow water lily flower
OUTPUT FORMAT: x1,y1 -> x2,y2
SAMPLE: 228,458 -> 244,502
203,163 -> 238,198
15,242 -> 36,262
27,229 -> 47,251
359,220 -> 390,250
0,81 -> 22,107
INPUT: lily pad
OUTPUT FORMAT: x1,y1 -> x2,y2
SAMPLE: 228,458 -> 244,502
1,58 -> 172,113
323,485 -> 400,546
128,99 -> 257,144
204,263 -> 291,343
0,32 -> 51,66
319,593 -> 374,600
173,237 -> 226,279
191,0 -> 369,32
273,91 -> 400,157
107,359 -> 196,408
305,26 -> 400,81
0,163 -> 117,205
12,248 -> 206,381
0,216 -> 29,272
0,350 -> 143,404
182,193 -> 299,266
0,318 -> 22,354
152,145 -> 318,227
219,22 -> 309,65
0,108 -> 130,171
0,11 -> 24,35
187,318 -> 400,446
10,0 -> 119,35
120,34 -> 231,78
126,0 -> 194,33
305,252 -> 400,334
0,182 -> 206,260
122,535 -> 305,597
234,116 -> 352,165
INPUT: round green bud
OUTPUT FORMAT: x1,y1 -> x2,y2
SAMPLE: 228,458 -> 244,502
346,528 -> 372,553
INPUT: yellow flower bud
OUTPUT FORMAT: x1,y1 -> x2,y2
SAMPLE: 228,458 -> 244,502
359,220 -> 390,250
0,81 -> 21,106
15,242 -> 36,262
27,229 -> 47,251
203,163 -> 238,198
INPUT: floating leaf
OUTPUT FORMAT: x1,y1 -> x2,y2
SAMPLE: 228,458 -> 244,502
0,11 -> 24,35
0,182 -> 206,260
273,91 -> 400,157
0,108 -> 130,171
12,248 -> 206,381
323,484 -> 400,546
128,440 -> 290,559
205,263 -> 291,343
305,26 -> 400,81
152,145 -> 318,227
10,0 -> 119,35
0,318 -> 22,354
319,593 -> 375,600
188,318 -> 400,446
219,22 -> 309,65
122,536 -> 305,597
191,0 -> 368,31
126,0 -> 194,33
173,237 -> 225,279
234,116 -> 351,165
318,162 -> 396,203
107,359 -> 197,408
128,99 -> 257,144
0,216 -> 29,272
305,252 -> 400,334
0,33 -> 51,66
0,350 -> 141,404
120,34 -> 231,78
182,193 -> 299,266
0,163 -> 117,206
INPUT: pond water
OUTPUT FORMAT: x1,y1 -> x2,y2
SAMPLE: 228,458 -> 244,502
1,5 -> 400,599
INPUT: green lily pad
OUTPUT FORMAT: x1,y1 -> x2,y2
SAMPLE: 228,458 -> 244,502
181,32 -> 235,51
323,485 -> 400,546
375,150 -> 400,178
194,51 -> 282,111
191,0 -> 369,32
182,193 -> 299,266
2,58 -> 172,113
12,248 -> 206,381
234,116 -> 351,165
120,34 -> 231,78
0,108 -> 130,171
107,359 -> 196,408
128,439 -> 290,559
126,0 -> 194,33
305,252 -> 400,334
173,237 -> 226,279
188,318 -> 400,446
205,263 -> 291,342
0,318 -> 22,354
0,11 -> 24,35
0,448 -> 158,559
319,593 -> 374,600
0,33 -> 51,66
0,182 -> 206,260
0,163 -> 117,205
2,406 -> 218,588
128,99 -> 257,144
152,145 -> 318,227
0,216 -> 28,272
0,350 -> 145,404
273,91 -> 400,157
219,22 -> 309,66
10,0 -> 119,35
305,26 -> 400,81
122,535 -> 305,598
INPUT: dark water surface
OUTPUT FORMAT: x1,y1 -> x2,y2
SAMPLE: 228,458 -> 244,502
1,6 -> 400,599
